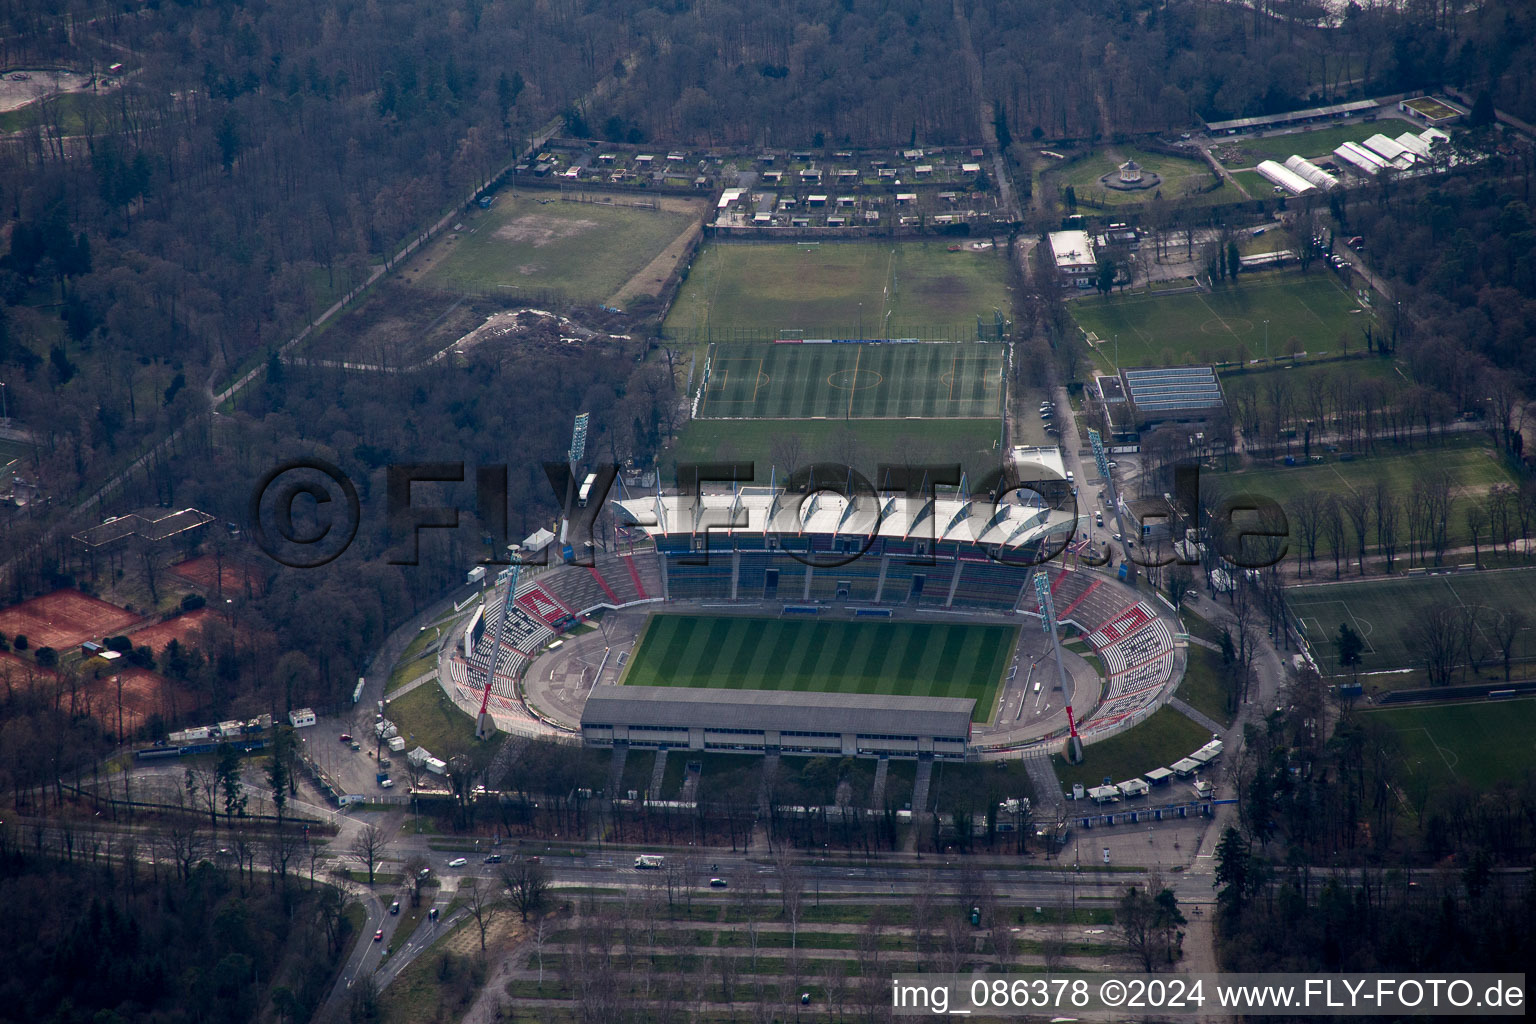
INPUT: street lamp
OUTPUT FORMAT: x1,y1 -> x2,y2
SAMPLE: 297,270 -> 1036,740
1263,319 -> 1269,360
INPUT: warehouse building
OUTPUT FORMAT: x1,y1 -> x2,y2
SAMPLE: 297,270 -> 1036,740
581,686 -> 975,758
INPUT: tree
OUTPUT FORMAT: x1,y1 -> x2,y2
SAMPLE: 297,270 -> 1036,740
1335,622 -> 1364,680
1490,609 -> 1527,682
500,855 -> 551,922
403,854 -> 430,906
1213,826 -> 1251,908
1116,881 -> 1184,970
1226,240 -> 1241,281
1095,258 -> 1116,296
351,824 -> 385,886
216,743 -> 247,822
1470,90 -> 1495,128
461,876 -> 502,952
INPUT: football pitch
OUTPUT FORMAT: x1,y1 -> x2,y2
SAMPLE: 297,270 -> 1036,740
697,341 -> 1004,419
1070,273 -> 1371,368
620,614 -> 1018,723
1290,567 -> 1536,676
1365,699 -> 1536,789
664,240 -> 1012,342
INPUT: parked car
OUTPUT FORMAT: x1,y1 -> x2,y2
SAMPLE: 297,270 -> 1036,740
447,857 -> 468,868
339,733 -> 353,743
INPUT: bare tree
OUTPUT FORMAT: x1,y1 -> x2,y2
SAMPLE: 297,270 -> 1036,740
1341,490 -> 1371,575
1290,491 -> 1324,578
1322,496 -> 1346,578
350,823 -> 385,886
500,855 -> 552,922
1491,608 -> 1528,682
461,875 -> 502,952
402,853 -> 430,905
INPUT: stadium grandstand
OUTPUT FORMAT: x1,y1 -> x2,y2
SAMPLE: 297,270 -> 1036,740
447,467 -> 1182,761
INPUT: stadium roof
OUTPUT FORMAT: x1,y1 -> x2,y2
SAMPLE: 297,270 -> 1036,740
1122,366 -> 1225,417
613,485 -> 1077,550
582,686 -> 975,738
1203,99 -> 1376,132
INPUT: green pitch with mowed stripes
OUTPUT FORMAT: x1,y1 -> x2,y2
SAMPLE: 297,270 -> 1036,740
620,614 -> 1017,723
698,341 -> 1004,419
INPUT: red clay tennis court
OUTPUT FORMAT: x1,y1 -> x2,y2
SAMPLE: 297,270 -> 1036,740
0,590 -> 140,649
130,608 -> 213,654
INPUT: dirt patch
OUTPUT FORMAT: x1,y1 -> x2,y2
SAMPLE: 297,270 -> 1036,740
444,913 -> 525,957
169,555 -> 266,598
0,590 -> 140,649
607,198 -> 707,308
0,70 -> 94,114
493,215 -> 601,247
129,608 -> 214,654
79,666 -> 200,739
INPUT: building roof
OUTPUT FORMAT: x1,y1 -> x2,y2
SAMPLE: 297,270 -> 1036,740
1254,159 -> 1316,196
582,685 -> 975,738
1122,366 -> 1224,416
1204,99 -> 1376,132
613,484 -> 1077,551
1048,230 -> 1096,271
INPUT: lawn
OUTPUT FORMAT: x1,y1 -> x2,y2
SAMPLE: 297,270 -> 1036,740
1051,705 -> 1215,791
1213,123 -> 1394,167
621,614 -> 1018,723
1056,146 -> 1216,207
384,678 -> 498,772
663,240 -> 1012,343
1176,645 -> 1235,728
697,341 -> 1005,420
1290,567 -> 1536,678
1208,439 -> 1516,558
1366,699 -> 1536,789
413,193 -> 696,302
1070,271 -> 1371,369
666,417 -> 1003,483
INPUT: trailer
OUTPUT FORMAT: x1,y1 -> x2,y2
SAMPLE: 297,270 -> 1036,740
289,708 -> 317,728
466,566 -> 487,585
424,757 -> 448,775
634,855 -> 665,869
388,736 -> 407,752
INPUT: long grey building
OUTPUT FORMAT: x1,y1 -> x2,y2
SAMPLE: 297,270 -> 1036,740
581,686 -> 974,759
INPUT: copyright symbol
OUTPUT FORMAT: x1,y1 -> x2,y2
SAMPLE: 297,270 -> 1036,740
249,458 -> 360,568
1100,980 -> 1127,1007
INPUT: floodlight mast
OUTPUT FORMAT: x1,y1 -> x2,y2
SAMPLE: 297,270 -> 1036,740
476,558 -> 522,740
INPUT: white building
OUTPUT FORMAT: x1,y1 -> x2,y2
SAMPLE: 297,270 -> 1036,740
1048,230 -> 1097,287
1283,155 -> 1340,190
1255,159 -> 1316,196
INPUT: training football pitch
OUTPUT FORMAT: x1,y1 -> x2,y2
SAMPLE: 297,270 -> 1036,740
1365,699 -> 1536,789
1071,273 -> 1371,368
697,341 -> 1004,419
664,240 -> 1012,342
620,614 -> 1017,723
1290,567 -> 1536,676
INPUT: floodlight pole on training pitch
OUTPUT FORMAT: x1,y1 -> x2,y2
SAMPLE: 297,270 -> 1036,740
1033,571 -> 1081,763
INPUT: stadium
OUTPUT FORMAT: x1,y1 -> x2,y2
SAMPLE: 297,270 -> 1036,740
439,447 -> 1186,764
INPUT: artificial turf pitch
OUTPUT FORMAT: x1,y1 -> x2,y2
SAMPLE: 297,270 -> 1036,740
1364,699 -> 1536,789
620,614 -> 1017,723
698,341 -> 1004,419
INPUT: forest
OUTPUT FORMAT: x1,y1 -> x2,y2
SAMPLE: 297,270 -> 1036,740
0,836 -> 353,1024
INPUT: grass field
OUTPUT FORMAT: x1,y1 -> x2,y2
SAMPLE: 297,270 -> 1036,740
1176,645 -> 1235,728
1051,705 -> 1215,792
698,341 -> 1004,420
1056,146 -> 1215,207
1210,440 -> 1516,561
1365,699 -> 1536,789
1291,567 -> 1536,677
413,194 -> 696,302
1214,123 -> 1393,167
621,614 -> 1018,723
668,417 -> 1002,480
664,241 -> 1012,342
1070,272 -> 1371,369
